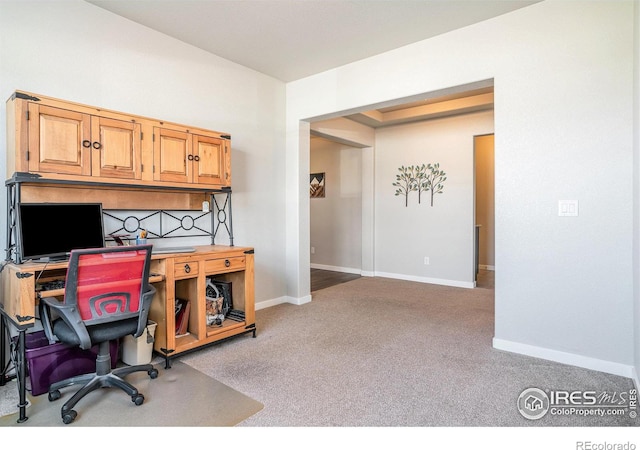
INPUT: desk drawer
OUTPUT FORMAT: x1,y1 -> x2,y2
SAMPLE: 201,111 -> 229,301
204,256 -> 245,274
174,261 -> 199,278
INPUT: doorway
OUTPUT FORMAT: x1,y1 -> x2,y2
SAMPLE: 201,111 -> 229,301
309,136 -> 364,292
474,133 -> 495,289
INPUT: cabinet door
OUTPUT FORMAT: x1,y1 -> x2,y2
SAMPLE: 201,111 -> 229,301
153,128 -> 191,183
192,134 -> 230,186
90,116 -> 141,180
27,104 -> 91,176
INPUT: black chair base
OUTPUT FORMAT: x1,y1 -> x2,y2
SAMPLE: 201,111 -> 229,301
48,343 -> 159,424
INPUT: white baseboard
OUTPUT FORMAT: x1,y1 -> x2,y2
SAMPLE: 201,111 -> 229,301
255,294 -> 312,310
257,264 -> 363,310
375,271 -> 475,289
310,263 -> 361,275
493,337 -> 635,379
479,264 -> 495,271
255,296 -> 286,310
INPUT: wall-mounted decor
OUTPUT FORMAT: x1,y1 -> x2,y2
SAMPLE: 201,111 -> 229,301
392,163 -> 447,207
393,165 -> 414,207
310,172 -> 325,198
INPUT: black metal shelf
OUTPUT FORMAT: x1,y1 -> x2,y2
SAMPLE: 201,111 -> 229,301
5,173 -> 234,264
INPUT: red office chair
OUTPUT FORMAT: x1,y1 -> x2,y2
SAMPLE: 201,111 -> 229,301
40,245 -> 159,424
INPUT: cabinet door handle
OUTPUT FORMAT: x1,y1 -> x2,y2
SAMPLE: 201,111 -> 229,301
187,155 -> 194,161
82,140 -> 91,148
194,155 -> 200,162
224,259 -> 230,267
92,141 -> 102,150
184,263 -> 191,273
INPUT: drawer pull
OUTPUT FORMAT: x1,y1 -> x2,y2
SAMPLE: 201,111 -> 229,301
225,259 -> 230,267
184,263 -> 191,273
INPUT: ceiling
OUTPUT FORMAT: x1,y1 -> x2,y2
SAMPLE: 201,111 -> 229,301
87,0 -> 538,83
86,0 -> 538,127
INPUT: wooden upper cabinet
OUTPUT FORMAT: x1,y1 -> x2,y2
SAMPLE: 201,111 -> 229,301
154,128 -> 192,184
154,128 -> 230,186
26,104 -> 141,180
192,133 -> 230,186
27,104 -> 91,176
7,91 -> 231,189
91,116 -> 141,180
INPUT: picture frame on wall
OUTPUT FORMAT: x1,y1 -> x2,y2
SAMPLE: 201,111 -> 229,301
310,172 -> 325,198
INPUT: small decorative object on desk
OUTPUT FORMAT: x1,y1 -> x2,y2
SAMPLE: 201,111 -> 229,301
136,229 -> 147,245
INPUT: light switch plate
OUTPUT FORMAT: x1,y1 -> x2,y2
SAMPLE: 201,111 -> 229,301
558,200 -> 578,217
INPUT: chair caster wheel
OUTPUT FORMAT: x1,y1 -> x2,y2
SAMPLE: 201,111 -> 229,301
149,368 -> 159,379
62,410 -> 77,424
48,390 -> 61,402
133,393 -> 145,406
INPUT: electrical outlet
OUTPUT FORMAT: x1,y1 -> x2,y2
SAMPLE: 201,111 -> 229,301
424,257 -> 430,265
311,247 -> 315,254
558,200 -> 578,216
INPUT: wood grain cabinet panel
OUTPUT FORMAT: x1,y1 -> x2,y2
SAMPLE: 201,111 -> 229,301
153,128 -> 192,184
27,104 -> 91,176
192,133 -> 230,186
91,116 -> 141,180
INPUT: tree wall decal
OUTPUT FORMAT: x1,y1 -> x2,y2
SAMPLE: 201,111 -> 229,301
415,164 -> 429,204
392,163 -> 447,207
425,163 -> 447,207
392,165 -> 416,207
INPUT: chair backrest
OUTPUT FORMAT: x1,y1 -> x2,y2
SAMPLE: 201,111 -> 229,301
64,245 -> 153,325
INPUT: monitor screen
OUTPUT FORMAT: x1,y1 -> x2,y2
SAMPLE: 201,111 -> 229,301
19,203 -> 105,262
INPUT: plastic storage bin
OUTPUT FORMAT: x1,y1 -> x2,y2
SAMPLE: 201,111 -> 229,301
122,321 -> 156,365
21,331 -> 118,396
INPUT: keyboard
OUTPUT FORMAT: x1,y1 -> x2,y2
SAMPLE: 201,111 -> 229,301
151,246 -> 196,254
38,279 -> 66,291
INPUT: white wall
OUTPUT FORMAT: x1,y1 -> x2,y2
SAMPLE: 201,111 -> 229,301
375,111 -> 494,287
310,137 -> 362,273
0,0 -> 287,304
633,0 -> 640,386
286,1 -> 636,376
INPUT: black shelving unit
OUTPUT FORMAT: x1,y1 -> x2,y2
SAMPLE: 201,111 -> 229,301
5,172 -> 234,264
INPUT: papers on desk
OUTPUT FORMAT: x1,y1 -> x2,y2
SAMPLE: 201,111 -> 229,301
152,246 -> 196,254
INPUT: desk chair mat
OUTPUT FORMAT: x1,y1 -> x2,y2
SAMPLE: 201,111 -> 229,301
0,361 -> 263,427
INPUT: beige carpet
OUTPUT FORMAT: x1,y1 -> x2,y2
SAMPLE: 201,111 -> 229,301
0,360 -> 263,427
181,276 -> 638,427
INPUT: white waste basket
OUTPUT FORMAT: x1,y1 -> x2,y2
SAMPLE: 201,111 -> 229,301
122,321 -> 156,365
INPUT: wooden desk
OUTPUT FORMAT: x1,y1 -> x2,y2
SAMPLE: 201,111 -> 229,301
0,245 -> 255,422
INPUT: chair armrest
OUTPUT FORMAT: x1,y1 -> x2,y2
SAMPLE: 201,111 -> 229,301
41,296 -> 92,350
38,298 -> 58,345
134,284 -> 157,339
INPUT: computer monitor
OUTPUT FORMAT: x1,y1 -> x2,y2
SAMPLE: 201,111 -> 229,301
18,203 -> 105,262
